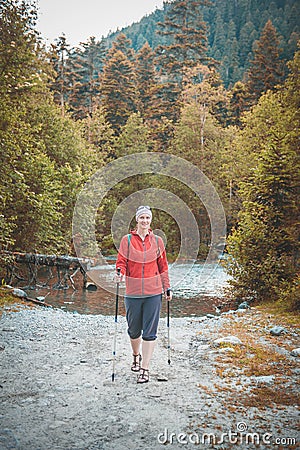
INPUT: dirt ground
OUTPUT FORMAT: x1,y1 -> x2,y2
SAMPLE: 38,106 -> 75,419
0,303 -> 299,450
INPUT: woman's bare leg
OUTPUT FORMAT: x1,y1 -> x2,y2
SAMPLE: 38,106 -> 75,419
130,336 -> 141,356
141,340 -> 156,369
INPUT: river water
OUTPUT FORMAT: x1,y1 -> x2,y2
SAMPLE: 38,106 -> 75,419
28,261 -> 231,318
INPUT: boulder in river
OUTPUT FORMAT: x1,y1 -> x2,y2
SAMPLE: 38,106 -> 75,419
238,301 -> 250,310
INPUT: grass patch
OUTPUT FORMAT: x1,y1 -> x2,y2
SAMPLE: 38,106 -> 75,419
257,302 -> 300,327
238,385 -> 299,408
0,290 -> 17,307
218,342 -> 295,377
0,289 -> 28,316
211,306 -> 300,409
217,324 -> 296,378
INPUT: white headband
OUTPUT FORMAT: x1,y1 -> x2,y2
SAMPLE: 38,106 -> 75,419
136,205 -> 152,221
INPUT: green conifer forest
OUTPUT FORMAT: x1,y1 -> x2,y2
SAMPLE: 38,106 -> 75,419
0,0 -> 299,309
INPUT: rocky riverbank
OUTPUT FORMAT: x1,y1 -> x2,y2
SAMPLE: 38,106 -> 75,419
0,302 -> 299,449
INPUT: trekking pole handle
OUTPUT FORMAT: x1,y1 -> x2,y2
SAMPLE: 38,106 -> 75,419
116,267 -> 121,283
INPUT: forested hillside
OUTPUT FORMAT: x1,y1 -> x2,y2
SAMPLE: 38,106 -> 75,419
105,0 -> 300,87
0,0 -> 299,309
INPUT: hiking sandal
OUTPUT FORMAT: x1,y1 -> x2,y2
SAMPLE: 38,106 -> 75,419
131,354 -> 142,372
137,368 -> 149,384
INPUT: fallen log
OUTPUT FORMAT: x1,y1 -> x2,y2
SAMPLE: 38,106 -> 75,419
1,251 -> 95,268
1,251 -> 97,289
23,296 -> 52,308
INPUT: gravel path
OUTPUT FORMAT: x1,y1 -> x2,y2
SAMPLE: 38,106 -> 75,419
0,304 -> 299,450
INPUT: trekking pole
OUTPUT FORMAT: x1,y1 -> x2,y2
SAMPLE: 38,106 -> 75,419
112,268 -> 121,382
167,289 -> 171,365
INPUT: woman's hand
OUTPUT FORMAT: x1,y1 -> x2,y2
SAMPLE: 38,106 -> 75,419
165,289 -> 172,301
114,269 -> 123,283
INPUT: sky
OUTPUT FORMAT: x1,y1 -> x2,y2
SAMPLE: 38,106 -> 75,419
36,0 -> 166,47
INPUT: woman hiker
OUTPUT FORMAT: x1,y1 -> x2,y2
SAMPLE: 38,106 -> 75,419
115,205 -> 172,384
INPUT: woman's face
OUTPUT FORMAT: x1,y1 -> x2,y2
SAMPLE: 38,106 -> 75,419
136,214 -> 152,231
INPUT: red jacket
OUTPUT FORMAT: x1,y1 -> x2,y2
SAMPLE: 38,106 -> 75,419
116,230 -> 170,296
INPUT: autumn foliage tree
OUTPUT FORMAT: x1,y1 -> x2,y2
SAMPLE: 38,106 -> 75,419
180,64 -> 227,166
247,20 -> 285,102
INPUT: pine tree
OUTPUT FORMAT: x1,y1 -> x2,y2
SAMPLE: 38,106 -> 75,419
66,37 -> 106,118
247,20 -> 285,101
227,81 -> 252,126
135,42 -> 158,119
107,33 -> 135,61
100,49 -> 138,134
80,37 -> 106,115
282,2 -> 300,60
153,0 -> 211,123
136,43 -> 156,117
64,48 -> 85,117
49,34 -> 71,115
239,20 -> 257,68
156,0 -> 210,83
223,20 -> 241,87
211,12 -> 226,61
